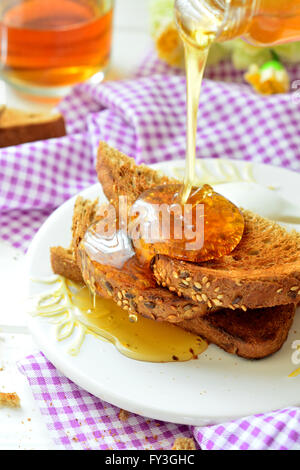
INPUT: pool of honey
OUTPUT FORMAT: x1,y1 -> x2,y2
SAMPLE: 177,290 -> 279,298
67,281 -> 208,363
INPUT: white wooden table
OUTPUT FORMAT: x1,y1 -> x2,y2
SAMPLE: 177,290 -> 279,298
0,0 -> 151,450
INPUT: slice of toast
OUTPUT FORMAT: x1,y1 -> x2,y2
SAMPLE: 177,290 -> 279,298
50,246 -> 83,284
50,197 -> 296,359
52,197 -> 209,323
96,141 -> 300,310
0,107 -> 66,148
179,304 -> 295,359
96,141 -> 176,209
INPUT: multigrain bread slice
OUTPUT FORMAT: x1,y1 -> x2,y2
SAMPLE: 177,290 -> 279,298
50,197 -> 296,359
50,246 -> 83,284
96,141 -> 300,310
180,304 -> 295,359
153,213 -> 300,311
0,107 -> 66,148
51,239 -> 296,358
52,197 -> 208,323
96,141 -> 176,209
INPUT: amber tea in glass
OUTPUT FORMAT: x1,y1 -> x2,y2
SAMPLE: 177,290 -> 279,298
0,0 -> 114,97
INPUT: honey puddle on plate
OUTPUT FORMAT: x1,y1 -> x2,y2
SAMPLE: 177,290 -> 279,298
33,277 -> 208,362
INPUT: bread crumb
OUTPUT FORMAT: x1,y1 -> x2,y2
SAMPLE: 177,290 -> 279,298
172,437 -> 196,450
118,409 -> 130,422
0,392 -> 20,408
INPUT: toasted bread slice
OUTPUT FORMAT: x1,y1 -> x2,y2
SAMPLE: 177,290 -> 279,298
52,197 -> 208,323
96,141 -> 175,209
50,197 -> 296,359
0,107 -> 66,148
180,304 -> 295,359
96,142 -> 300,310
50,246 -> 84,284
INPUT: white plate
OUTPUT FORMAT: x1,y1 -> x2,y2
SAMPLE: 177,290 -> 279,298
26,159 -> 300,426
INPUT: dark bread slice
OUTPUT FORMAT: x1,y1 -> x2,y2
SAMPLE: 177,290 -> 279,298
96,141 -> 175,209
50,246 -> 83,284
51,240 -> 296,358
154,212 -> 300,311
50,196 -> 296,359
179,304 -> 295,359
0,107 -> 66,148
96,141 -> 300,310
54,197 -> 209,323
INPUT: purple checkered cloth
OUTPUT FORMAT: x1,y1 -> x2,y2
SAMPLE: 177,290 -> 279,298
3,50 -> 300,449
18,352 -> 300,450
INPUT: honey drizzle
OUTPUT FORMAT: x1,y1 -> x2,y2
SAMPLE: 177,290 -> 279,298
181,38 -> 209,203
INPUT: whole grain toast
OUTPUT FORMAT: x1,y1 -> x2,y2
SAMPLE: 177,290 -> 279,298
50,197 -> 296,359
52,197 -> 209,323
180,304 -> 295,359
96,141 -> 300,310
96,141 -> 176,210
0,107 -> 66,148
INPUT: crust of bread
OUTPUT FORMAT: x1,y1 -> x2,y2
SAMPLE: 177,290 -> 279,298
71,197 -> 98,258
0,107 -> 66,147
96,142 -> 300,310
50,247 -> 83,284
51,197 -> 208,323
96,141 -> 175,209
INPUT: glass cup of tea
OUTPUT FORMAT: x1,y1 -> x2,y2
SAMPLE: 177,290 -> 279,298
0,0 -> 114,98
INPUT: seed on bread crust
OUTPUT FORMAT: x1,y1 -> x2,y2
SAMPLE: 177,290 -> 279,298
105,281 -> 113,294
179,271 -> 190,279
144,301 -> 156,309
179,282 -> 188,289
167,314 -> 178,322
183,304 -> 194,311
232,296 -> 242,305
212,299 -> 223,307
125,293 -> 135,299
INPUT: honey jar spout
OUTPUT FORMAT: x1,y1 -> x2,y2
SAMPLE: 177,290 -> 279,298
175,0 -> 300,47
